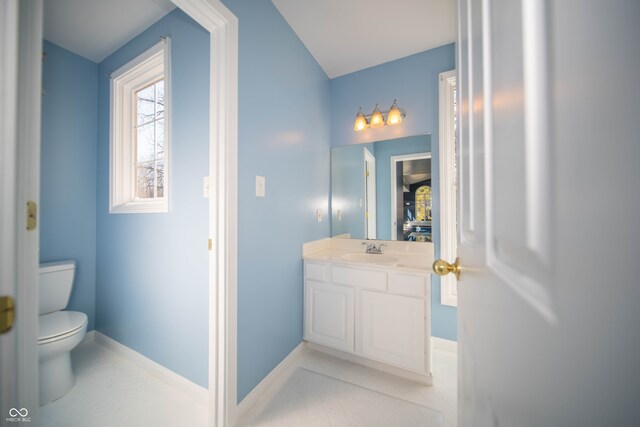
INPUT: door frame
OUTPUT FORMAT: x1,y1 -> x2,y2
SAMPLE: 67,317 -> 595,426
5,0 -> 239,425
0,0 -> 42,421
363,147 -> 376,239
390,152 -> 431,240
438,69 -> 458,306
170,1 -> 239,426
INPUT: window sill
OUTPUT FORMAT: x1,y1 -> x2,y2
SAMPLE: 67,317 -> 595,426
109,199 -> 169,214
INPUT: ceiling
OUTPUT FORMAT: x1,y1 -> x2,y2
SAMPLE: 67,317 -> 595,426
271,0 -> 456,78
43,0 -> 175,63
43,0 -> 456,77
403,158 -> 431,187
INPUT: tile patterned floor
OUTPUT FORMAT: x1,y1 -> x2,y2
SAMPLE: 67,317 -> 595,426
40,338 -> 456,427
39,339 -> 208,427
242,343 -> 458,427
239,368 -> 444,427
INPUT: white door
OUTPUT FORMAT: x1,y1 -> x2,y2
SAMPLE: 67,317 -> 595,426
448,1 -> 640,426
0,0 -> 42,422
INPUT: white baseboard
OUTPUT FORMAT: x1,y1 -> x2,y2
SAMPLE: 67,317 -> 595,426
307,342 -> 433,385
237,342 -> 306,422
92,331 -> 209,405
431,336 -> 458,353
81,329 -> 96,345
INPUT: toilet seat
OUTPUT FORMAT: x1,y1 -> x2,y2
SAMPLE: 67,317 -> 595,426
39,311 -> 88,344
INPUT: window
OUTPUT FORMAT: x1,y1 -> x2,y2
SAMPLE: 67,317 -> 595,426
439,69 -> 458,306
110,39 -> 170,213
414,185 -> 432,222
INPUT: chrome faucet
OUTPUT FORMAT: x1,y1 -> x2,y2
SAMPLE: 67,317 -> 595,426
362,242 -> 387,254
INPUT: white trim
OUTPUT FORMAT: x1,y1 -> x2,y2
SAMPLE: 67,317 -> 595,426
390,152 -> 431,241
439,69 -> 458,307
109,39 -> 171,214
236,342 -> 306,423
431,336 -> 458,353
14,0 -> 43,419
1,0 -> 40,419
93,332 -> 208,405
169,1 -> 238,426
0,5 -> 20,419
110,40 -> 167,79
363,147 -> 376,239
307,342 -> 433,385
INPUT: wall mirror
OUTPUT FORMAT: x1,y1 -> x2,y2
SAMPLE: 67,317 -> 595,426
331,135 -> 432,242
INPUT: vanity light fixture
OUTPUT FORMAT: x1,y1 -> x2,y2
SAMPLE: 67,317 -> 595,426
353,100 -> 406,131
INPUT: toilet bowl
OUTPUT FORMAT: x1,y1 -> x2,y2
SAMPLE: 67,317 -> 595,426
38,261 -> 87,405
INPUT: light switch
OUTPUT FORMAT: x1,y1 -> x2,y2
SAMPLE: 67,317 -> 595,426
203,176 -> 210,198
316,209 -> 322,222
255,175 -> 265,198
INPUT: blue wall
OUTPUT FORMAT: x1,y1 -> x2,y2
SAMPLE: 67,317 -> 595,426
220,0 -> 332,402
330,44 -> 457,341
95,10 -> 210,387
40,41 -> 98,330
41,4 -> 452,403
331,145 -> 366,238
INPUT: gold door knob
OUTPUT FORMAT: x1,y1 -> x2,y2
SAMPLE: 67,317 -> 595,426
433,257 -> 461,280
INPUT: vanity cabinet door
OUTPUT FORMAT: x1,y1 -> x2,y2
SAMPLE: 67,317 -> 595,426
360,290 -> 425,373
304,281 -> 354,353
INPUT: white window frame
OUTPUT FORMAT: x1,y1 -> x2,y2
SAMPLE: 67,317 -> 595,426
109,38 -> 171,214
439,69 -> 458,306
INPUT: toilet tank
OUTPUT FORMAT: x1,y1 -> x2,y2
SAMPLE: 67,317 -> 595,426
39,260 -> 76,315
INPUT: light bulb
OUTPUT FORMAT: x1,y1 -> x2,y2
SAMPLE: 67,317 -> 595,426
353,107 -> 367,131
370,104 -> 384,128
387,99 -> 403,125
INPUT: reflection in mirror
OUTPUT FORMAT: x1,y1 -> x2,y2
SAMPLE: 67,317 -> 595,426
331,135 -> 432,242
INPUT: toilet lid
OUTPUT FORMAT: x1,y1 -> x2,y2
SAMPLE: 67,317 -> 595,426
39,311 -> 87,342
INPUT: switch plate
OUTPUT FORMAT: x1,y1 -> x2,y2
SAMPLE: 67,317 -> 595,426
316,209 -> 322,222
203,176 -> 210,198
256,175 -> 266,198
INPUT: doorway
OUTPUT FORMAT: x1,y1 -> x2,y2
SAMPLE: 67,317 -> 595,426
3,0 -> 238,425
390,153 -> 432,241
364,147 -> 377,239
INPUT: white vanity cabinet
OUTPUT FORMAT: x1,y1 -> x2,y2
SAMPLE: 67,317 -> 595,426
303,260 -> 431,379
305,281 -> 354,352
360,290 -> 425,372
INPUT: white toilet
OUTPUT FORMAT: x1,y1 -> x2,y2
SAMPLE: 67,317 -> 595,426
38,260 -> 87,405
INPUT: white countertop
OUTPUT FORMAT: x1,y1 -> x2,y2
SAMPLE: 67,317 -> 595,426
302,238 -> 435,274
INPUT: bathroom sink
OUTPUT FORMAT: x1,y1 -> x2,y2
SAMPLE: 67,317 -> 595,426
340,253 -> 399,263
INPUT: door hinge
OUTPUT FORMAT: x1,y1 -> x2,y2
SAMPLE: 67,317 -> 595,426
26,201 -> 37,231
208,239 -> 212,251
0,296 -> 15,334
